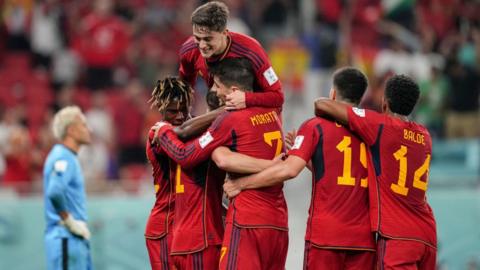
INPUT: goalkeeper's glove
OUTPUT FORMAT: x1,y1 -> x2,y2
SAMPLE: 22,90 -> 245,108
60,214 -> 91,240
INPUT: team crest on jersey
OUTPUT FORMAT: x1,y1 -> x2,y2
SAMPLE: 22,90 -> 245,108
199,131 -> 214,148
292,136 -> 304,150
352,107 -> 365,117
263,66 -> 279,86
54,160 -> 68,173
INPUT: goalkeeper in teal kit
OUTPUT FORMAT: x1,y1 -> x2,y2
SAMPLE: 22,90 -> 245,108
43,106 -> 93,270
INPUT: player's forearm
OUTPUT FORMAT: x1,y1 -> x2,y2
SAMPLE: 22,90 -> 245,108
239,163 -> 297,190
314,98 -> 349,125
212,148 -> 275,174
245,90 -> 284,108
157,128 -> 208,169
174,107 -> 225,141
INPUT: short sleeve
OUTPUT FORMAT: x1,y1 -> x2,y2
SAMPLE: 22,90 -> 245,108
347,107 -> 384,146
288,119 -> 319,162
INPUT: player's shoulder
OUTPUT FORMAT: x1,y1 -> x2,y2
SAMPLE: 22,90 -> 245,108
210,111 -> 235,130
230,32 -> 262,48
229,32 -> 267,69
46,144 -> 75,172
179,36 -> 198,57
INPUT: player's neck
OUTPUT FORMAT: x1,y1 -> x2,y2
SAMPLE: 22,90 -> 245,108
390,112 -> 410,122
214,35 -> 230,57
62,137 -> 80,154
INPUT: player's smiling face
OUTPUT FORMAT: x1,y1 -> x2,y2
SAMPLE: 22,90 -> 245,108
212,76 -> 233,102
193,25 -> 228,58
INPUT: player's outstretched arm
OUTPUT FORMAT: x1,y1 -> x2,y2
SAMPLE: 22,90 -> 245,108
174,106 -> 226,140
223,155 -> 306,198
212,146 -> 283,174
314,98 -> 349,125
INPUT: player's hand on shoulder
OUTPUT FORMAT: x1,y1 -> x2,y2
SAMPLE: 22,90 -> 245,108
152,121 -> 172,145
285,129 -> 297,151
225,90 -> 246,110
61,214 -> 91,240
314,97 -> 329,117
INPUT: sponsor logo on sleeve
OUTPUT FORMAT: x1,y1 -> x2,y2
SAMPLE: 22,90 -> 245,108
54,160 -> 68,173
292,136 -> 304,150
263,66 -> 279,86
199,132 -> 214,149
352,107 -> 365,117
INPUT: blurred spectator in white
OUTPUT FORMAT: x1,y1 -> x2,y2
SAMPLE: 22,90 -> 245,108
2,0 -> 32,51
73,0 -> 130,90
85,92 -> 114,144
373,37 -> 413,78
78,136 -> 109,183
227,0 -> 251,36
51,49 -> 80,91
30,0 -> 65,70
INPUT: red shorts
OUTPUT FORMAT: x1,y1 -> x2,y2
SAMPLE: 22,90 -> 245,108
303,241 -> 375,270
219,222 -> 288,270
172,245 -> 221,270
146,235 -> 174,270
377,237 -> 436,270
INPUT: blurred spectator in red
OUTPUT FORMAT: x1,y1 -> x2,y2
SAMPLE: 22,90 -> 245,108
114,79 -> 147,169
3,126 -> 42,194
73,0 -> 130,90
2,0 -> 33,51
30,0 -> 66,70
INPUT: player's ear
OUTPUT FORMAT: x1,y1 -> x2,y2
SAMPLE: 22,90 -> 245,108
329,88 -> 336,100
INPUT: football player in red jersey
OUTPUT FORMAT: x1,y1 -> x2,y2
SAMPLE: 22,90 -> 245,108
154,58 -> 288,270
223,67 -> 376,270
179,1 -> 283,111
314,75 -> 437,270
145,77 -> 193,270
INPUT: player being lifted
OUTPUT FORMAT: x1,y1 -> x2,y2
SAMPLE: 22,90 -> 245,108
314,75 -> 437,269
180,1 -> 283,111
144,77 -> 193,270
154,58 -> 288,270
224,68 -> 376,269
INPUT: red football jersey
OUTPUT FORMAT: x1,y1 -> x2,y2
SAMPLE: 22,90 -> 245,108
179,31 -> 284,108
157,107 -> 288,230
288,118 -> 375,250
144,128 -> 176,238
347,107 -> 437,247
170,159 -> 226,254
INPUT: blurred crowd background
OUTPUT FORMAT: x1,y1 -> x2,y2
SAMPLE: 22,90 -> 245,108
0,0 -> 478,194
0,0 -> 479,269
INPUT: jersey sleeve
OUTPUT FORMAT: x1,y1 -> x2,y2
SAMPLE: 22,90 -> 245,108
45,158 -> 74,213
288,119 -> 318,162
347,107 -> 383,146
156,113 -> 233,168
244,48 -> 284,108
178,40 -> 198,88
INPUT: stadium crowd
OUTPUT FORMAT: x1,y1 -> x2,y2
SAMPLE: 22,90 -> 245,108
0,0 -> 479,195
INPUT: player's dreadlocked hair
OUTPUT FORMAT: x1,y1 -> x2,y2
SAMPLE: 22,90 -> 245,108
148,77 -> 194,113
385,74 -> 420,116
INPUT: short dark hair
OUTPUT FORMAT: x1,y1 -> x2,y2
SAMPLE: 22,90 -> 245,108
385,74 -> 420,116
206,90 -> 222,110
191,1 -> 229,32
210,58 -> 254,91
332,67 -> 368,105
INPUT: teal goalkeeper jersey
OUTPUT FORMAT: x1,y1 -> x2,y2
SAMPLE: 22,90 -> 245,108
43,144 -> 88,235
